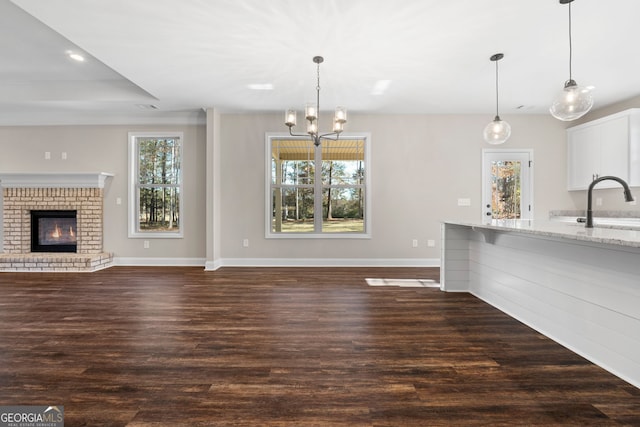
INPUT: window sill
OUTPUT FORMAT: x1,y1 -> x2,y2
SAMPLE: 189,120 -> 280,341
128,232 -> 183,239
266,233 -> 371,239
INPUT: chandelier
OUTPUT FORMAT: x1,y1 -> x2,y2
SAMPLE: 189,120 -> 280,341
285,56 -> 347,146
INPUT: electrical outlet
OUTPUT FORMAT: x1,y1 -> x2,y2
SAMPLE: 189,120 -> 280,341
44,151 -> 51,160
116,197 -> 122,205
61,152 -> 67,160
412,239 -> 418,248
427,239 -> 435,247
457,198 -> 471,206
143,240 -> 150,249
243,239 -> 249,247
596,197 -> 603,206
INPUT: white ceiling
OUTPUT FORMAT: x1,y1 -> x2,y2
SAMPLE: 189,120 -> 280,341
2,0 -> 640,125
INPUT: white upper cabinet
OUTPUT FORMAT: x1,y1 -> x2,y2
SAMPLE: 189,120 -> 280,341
567,108 -> 640,190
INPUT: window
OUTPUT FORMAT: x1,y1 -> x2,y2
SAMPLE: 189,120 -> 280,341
266,133 -> 371,238
128,132 -> 183,238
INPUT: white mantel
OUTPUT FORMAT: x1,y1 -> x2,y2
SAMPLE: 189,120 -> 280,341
0,172 -> 114,188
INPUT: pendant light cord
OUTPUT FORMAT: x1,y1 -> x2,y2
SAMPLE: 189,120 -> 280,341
316,61 -> 321,121
495,59 -> 500,119
568,2 -> 573,81
313,59 -> 321,145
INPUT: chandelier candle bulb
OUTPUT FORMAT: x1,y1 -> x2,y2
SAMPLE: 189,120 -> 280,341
285,110 -> 297,127
307,121 -> 317,135
305,104 -> 317,121
333,120 -> 344,133
334,106 -> 347,123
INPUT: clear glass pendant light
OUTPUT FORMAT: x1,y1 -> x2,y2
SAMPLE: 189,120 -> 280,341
550,0 -> 593,121
483,118 -> 511,145
549,80 -> 593,121
483,53 -> 511,145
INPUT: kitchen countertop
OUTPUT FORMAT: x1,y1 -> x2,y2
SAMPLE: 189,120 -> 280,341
445,219 -> 640,248
548,210 -> 640,231
550,216 -> 640,230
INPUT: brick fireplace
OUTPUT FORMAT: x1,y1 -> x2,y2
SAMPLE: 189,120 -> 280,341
0,173 -> 114,272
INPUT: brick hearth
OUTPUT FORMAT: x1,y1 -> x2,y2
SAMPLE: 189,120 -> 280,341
0,173 -> 114,272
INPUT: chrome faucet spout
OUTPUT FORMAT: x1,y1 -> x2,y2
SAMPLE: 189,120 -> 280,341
586,175 -> 634,228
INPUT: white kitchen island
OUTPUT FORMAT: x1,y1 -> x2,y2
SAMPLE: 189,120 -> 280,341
441,220 -> 640,388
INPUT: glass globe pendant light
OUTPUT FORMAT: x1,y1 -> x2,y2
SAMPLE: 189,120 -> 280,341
483,53 -> 511,145
550,0 -> 593,121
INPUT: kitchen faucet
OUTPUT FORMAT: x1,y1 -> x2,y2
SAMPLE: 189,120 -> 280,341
586,175 -> 634,228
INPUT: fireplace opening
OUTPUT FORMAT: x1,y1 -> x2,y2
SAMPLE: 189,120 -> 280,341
31,210 -> 77,253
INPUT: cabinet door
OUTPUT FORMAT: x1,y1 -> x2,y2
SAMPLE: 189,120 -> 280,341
629,112 -> 640,187
567,114 -> 631,191
567,125 -> 600,190
598,115 -> 629,184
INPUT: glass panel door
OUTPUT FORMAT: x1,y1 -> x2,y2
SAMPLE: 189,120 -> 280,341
482,150 -> 533,223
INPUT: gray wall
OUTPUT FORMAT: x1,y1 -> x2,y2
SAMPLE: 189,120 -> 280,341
2,104 -> 637,265
0,124 -> 207,262
218,113 -> 573,264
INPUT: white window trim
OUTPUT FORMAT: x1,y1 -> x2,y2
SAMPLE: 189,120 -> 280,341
128,131 -> 184,238
265,132 -> 372,239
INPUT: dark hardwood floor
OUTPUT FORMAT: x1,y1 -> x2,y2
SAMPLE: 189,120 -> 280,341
0,267 -> 638,426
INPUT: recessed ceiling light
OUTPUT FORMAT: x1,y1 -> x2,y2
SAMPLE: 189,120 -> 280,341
136,104 -> 159,110
67,52 -> 85,62
247,83 -> 274,90
371,80 -> 391,95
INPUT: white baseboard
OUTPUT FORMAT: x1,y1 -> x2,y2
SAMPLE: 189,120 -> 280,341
113,257 -> 206,267
204,259 -> 222,271
116,257 -> 440,270
207,258 -> 440,270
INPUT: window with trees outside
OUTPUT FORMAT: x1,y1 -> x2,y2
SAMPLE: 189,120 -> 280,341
128,132 -> 183,238
266,134 -> 371,238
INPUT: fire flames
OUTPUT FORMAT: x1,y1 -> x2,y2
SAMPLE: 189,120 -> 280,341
50,223 -> 75,240
51,224 -> 61,239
